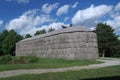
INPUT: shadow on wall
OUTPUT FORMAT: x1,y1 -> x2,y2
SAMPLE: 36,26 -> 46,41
81,76 -> 120,80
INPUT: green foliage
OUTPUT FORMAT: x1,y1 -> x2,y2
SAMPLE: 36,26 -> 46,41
0,30 -> 9,55
11,56 -> 28,64
96,23 -> 120,57
26,54 -> 39,63
25,34 -> 32,38
0,54 -> 12,64
48,27 -> 55,32
34,29 -> 46,36
0,29 -> 23,56
0,54 -> 39,64
11,55 -> 39,64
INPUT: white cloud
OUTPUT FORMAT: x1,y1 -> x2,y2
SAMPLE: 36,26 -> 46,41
72,4 -> 112,26
5,9 -> 54,35
90,27 -> 95,30
104,2 -> 120,32
56,5 -> 70,16
64,17 -> 70,22
6,0 -> 30,4
105,16 -> 120,31
23,22 -> 66,35
72,2 -> 78,8
115,2 -> 120,11
40,22 -> 65,31
0,20 -> 3,26
42,3 -> 59,14
110,11 -> 120,18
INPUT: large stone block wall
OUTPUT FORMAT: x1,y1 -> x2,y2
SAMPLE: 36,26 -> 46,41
16,27 -> 98,60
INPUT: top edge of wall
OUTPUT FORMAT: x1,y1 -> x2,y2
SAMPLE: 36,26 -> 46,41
18,26 -> 94,43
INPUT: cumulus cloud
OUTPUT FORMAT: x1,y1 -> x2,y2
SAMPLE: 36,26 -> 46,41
42,3 -> 59,14
24,22 -> 66,35
0,20 -> 3,26
5,9 -> 54,35
115,2 -> 120,11
64,17 -> 70,22
6,0 -> 30,4
56,5 -> 70,16
72,4 -> 112,26
104,2 -> 120,32
40,22 -> 65,31
105,16 -> 120,31
72,2 -> 78,8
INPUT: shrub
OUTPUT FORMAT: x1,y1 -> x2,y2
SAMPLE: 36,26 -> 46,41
11,54 -> 39,64
26,54 -> 39,63
0,54 -> 12,64
11,56 -> 28,64
0,54 -> 39,64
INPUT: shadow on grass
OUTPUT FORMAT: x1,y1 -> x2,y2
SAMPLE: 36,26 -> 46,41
81,76 -> 120,80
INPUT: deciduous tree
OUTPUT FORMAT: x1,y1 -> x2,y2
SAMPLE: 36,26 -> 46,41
96,23 -> 120,57
25,34 -> 32,38
34,29 -> 46,36
48,27 -> 55,32
1,30 -> 23,56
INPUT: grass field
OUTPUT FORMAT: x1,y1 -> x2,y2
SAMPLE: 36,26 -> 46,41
0,65 -> 120,80
0,58 -> 102,71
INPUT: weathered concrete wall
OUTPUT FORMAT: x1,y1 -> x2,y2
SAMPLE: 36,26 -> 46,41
16,27 -> 98,60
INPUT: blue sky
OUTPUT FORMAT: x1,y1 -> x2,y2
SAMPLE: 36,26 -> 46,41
0,0 -> 120,36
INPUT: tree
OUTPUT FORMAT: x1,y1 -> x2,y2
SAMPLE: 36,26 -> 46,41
34,29 -> 46,36
48,27 -> 55,32
96,23 -> 119,57
25,34 -> 32,38
0,30 -> 8,55
1,30 -> 23,56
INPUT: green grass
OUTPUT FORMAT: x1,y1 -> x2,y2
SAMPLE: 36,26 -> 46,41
0,65 -> 120,80
0,58 -> 102,71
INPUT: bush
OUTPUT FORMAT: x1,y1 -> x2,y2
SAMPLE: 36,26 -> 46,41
0,54 -> 39,64
0,54 -> 12,64
26,54 -> 39,63
11,56 -> 28,64
11,54 -> 39,64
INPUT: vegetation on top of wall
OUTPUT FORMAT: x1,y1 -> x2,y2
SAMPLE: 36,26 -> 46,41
25,33 -> 32,38
34,29 -> 46,36
48,27 -> 55,32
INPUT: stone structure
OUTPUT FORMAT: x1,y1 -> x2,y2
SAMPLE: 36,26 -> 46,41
16,27 -> 98,60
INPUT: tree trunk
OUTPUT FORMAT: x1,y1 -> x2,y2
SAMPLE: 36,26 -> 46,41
102,49 -> 105,57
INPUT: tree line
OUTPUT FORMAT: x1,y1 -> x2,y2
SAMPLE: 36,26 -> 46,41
0,30 -> 23,56
0,27 -> 55,56
0,23 -> 120,57
25,27 -> 55,38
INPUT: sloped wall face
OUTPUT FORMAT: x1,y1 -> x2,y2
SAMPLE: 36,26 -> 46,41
16,29 -> 98,60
